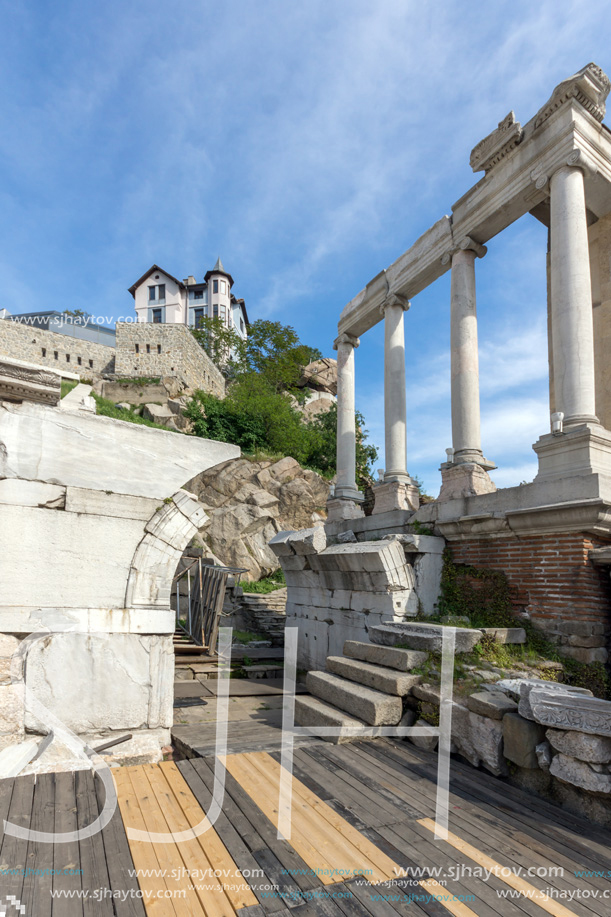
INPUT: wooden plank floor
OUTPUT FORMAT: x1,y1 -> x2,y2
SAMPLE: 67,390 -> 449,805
1,739 -> 610,916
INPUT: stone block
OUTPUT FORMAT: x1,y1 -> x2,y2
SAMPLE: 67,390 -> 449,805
408,719 -> 439,752
412,684 -> 441,705
503,712 -> 546,769
438,463 -> 496,500
65,487 -> 160,520
560,646 -> 609,664
369,622 -> 482,653
294,696 -> 377,744
0,478 -> 66,509
143,403 -> 174,424
451,704 -> 507,776
529,689 -> 611,737
514,680 -> 592,721
306,671 -> 402,726
342,641 -> 427,672
268,531 -> 297,557
24,634 -> 173,733
466,691 -> 517,720
0,684 -> 24,735
326,656 -> 421,696
550,753 -> 611,794
372,481 -> 419,514
288,526 -> 327,556
479,627 -> 526,644
565,635 -> 606,648
546,728 -> 611,763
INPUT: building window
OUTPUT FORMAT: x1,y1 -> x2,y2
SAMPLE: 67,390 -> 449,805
193,308 -> 204,327
220,306 -> 226,320
77,356 -> 82,365
152,308 -> 162,323
240,318 -> 244,333
41,348 -> 46,357
158,283 -> 165,301
146,344 -> 151,354
157,344 -> 161,354
193,290 -> 203,300
148,285 -> 156,301
66,354 -> 70,363
220,280 -> 226,293
54,351 -> 58,360
89,359 -> 93,368
213,305 -> 219,318
213,279 -> 218,294
135,343 -> 139,354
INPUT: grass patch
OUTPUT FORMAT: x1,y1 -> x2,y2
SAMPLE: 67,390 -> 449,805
232,630 -> 263,644
60,380 -> 79,399
92,394 -> 183,432
242,569 -> 286,594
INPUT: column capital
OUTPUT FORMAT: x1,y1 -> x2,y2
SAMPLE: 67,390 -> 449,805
441,236 -> 487,264
379,292 -> 410,317
333,332 -> 359,351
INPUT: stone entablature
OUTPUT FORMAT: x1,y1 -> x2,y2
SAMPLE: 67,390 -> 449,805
114,322 -> 225,398
0,358 -> 61,406
0,316 -> 115,375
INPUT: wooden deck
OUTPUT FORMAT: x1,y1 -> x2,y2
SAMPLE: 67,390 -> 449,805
1,740 -> 610,916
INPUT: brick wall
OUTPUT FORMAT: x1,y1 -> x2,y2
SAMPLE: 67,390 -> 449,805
115,323 -> 225,398
0,319 -> 115,374
449,533 -> 611,662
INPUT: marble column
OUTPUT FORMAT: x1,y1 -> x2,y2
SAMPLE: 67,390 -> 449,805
550,164 -> 599,428
382,294 -> 410,483
333,332 -> 361,501
450,245 -> 490,466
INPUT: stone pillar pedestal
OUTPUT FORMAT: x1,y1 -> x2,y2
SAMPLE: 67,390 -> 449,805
372,479 -> 420,515
549,164 -> 599,429
438,462 -> 498,501
326,497 -> 365,523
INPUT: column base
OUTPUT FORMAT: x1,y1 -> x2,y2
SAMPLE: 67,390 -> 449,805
372,481 -> 420,515
438,462 -> 497,501
383,470 -> 412,484
326,497 -> 365,522
534,423 -> 611,482
453,449 -> 496,471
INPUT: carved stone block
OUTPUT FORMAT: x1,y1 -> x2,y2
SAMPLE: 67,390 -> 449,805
530,689 -> 611,737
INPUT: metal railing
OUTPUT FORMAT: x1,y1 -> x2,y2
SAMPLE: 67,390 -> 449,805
173,558 -> 247,655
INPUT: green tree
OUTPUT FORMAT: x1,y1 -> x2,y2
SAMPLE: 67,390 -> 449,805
235,320 -> 322,393
305,402 -> 378,486
191,316 -> 243,369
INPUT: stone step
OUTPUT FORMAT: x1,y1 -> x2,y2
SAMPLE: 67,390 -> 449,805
294,696 -> 381,744
326,656 -> 421,696
369,622 -> 482,654
343,640 -> 428,672
306,671 -> 402,726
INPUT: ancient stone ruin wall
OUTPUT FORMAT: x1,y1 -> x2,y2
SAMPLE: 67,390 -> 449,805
0,317 -> 116,374
449,533 -> 611,663
115,322 -> 226,397
0,362 -> 239,771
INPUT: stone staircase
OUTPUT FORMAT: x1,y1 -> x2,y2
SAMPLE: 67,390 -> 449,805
295,621 -> 484,744
295,639 -> 428,743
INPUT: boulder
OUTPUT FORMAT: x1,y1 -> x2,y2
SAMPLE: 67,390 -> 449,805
186,457 -> 330,580
143,403 -> 175,424
536,741 -> 552,771
297,358 -> 337,396
409,719 -> 439,752
546,728 -> 611,764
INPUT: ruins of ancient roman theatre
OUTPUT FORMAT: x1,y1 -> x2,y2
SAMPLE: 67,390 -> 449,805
274,64 -> 611,671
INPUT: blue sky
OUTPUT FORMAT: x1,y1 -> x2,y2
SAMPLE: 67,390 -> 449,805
1,0 -> 610,494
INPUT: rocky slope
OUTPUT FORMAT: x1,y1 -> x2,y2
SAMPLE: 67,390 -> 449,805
185,456 -> 330,580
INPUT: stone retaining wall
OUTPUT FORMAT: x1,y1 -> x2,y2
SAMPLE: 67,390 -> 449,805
0,318 -> 115,374
115,323 -> 225,398
450,533 -> 611,663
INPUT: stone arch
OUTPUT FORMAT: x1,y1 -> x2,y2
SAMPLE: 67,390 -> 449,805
125,490 -> 208,608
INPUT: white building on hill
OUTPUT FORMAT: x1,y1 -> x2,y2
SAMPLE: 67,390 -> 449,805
128,257 -> 249,338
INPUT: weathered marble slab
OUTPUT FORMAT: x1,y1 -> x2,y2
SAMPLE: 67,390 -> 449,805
530,688 -> 611,737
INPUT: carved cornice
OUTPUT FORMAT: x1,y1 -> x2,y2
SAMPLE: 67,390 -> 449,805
379,292 -> 410,316
533,63 -> 611,130
470,111 -> 524,174
0,358 -> 61,406
333,332 -> 360,351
